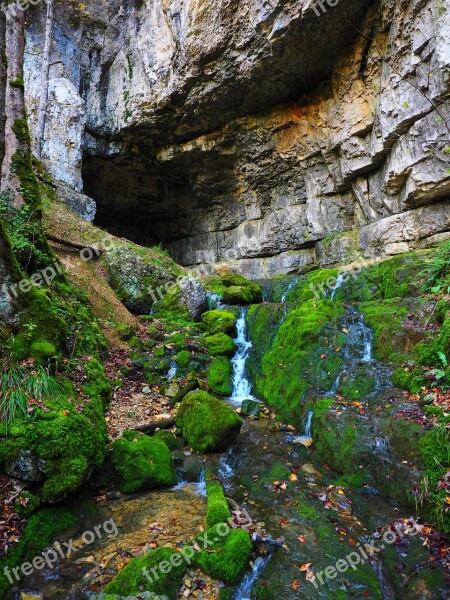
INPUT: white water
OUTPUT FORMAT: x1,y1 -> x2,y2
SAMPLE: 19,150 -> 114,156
206,292 -> 224,310
234,556 -> 272,600
330,272 -> 345,301
230,309 -> 255,405
292,410 -> 313,444
326,371 -> 344,396
166,360 -> 177,381
281,277 -> 298,303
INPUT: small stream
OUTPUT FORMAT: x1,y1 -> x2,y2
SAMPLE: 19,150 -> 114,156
18,277 -> 438,599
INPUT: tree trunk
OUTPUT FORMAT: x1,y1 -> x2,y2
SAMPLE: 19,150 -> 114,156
0,5 -> 27,207
36,0 -> 54,159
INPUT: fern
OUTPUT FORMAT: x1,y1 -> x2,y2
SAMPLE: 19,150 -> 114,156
421,240 -> 450,292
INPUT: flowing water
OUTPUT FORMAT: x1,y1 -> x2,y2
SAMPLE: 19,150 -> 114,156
20,282 -> 443,599
230,309 -> 255,404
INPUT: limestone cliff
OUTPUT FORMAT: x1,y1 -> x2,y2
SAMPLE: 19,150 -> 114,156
24,0 -> 450,277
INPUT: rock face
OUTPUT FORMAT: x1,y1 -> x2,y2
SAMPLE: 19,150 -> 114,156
24,0 -> 450,276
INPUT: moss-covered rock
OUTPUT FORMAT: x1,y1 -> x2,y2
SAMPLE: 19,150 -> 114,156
201,309 -> 237,335
176,350 -> 192,369
104,546 -> 186,599
204,273 -> 262,305
194,525 -> 252,584
254,299 -> 345,423
176,391 -> 242,452
0,359 -> 109,503
206,477 -> 231,527
103,242 -> 183,314
203,333 -> 236,357
112,431 -> 176,493
207,356 -> 233,396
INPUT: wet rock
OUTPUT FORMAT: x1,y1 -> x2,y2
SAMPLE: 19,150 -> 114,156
5,450 -> 42,482
179,456 -> 205,483
241,399 -> 262,418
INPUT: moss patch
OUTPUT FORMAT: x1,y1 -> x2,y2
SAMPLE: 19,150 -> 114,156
201,309 -> 237,334
112,431 -> 176,493
207,356 -> 233,396
203,333 -> 236,357
176,391 -> 242,452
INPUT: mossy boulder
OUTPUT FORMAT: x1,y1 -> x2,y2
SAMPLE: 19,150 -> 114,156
207,357 -> 233,396
112,431 -> 176,493
204,273 -> 262,305
104,546 -> 186,599
201,310 -> 237,335
194,525 -> 252,584
153,277 -> 207,321
204,333 -> 236,357
103,242 -> 182,314
175,391 -> 242,452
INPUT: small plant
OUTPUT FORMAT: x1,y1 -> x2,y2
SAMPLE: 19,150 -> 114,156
422,240 -> 450,293
0,361 -> 61,431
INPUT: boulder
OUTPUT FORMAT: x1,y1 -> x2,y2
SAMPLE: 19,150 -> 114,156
176,391 -> 242,452
112,431 -> 176,493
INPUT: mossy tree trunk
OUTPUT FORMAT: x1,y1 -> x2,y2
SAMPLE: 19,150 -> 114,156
0,6 -> 26,207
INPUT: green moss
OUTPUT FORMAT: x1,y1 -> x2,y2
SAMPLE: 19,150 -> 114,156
0,360 -> 108,503
201,310 -> 237,334
207,356 -> 233,396
10,76 -> 24,89
176,350 -> 192,369
204,274 -> 262,305
204,333 -> 237,357
152,430 -> 185,451
206,478 -> 231,527
112,431 -> 176,493
104,547 -> 186,598
194,526 -> 252,584
255,299 -> 345,423
176,391 -> 242,452
30,340 -> 57,361
0,508 -> 76,597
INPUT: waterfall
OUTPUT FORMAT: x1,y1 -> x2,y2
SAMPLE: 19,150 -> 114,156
280,277 -> 298,324
234,556 -> 272,600
343,308 -> 373,363
195,465 -> 206,496
326,371 -> 344,396
230,309 -> 255,404
330,272 -> 344,301
206,292 -> 224,310
166,360 -> 177,381
292,410 -> 313,445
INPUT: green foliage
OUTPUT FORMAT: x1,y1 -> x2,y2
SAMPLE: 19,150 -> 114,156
203,333 -> 236,357
0,363 -> 61,430
206,478 -> 231,527
207,356 -> 233,396
421,240 -> 450,293
0,359 -> 109,502
201,310 -> 237,335
176,390 -> 242,452
112,431 -> 176,493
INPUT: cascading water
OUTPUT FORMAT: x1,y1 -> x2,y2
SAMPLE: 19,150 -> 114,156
343,308 -> 373,363
330,272 -> 345,301
292,410 -> 313,445
230,309 -> 256,404
234,556 -> 272,600
280,277 -> 298,323
166,360 -> 177,381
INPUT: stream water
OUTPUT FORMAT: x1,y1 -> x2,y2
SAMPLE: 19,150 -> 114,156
16,281 -> 443,599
